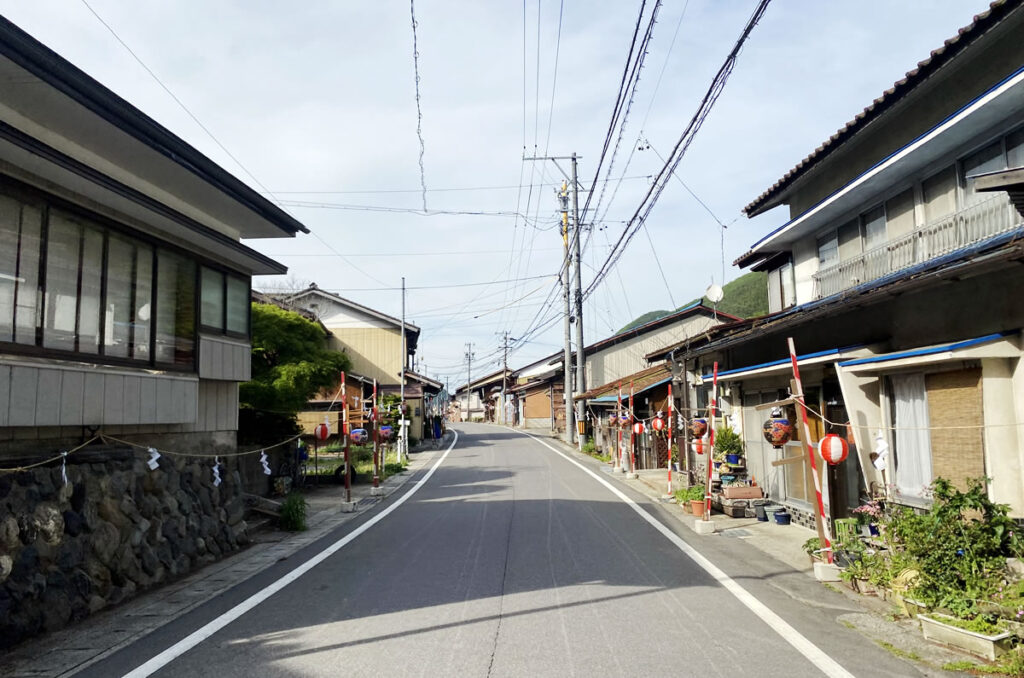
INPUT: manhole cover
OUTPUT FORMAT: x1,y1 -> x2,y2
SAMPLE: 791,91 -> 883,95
720,528 -> 752,538
357,497 -> 378,507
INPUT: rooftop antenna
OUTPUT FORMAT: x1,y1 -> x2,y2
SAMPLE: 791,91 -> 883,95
706,281 -> 724,321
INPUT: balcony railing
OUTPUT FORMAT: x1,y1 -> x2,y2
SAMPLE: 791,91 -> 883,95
813,193 -> 1020,299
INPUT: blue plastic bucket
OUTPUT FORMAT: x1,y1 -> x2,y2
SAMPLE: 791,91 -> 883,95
773,511 -> 791,525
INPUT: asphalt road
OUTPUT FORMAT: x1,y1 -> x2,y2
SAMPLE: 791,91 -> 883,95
77,423 -> 928,678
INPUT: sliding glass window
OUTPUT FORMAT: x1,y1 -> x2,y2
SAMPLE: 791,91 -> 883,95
0,182 -> 249,369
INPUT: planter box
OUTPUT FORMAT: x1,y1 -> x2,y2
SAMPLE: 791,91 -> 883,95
919,614 -> 1013,660
721,486 -> 763,499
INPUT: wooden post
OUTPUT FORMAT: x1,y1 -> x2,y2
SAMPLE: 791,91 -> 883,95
788,338 -> 832,562
704,362 -> 718,520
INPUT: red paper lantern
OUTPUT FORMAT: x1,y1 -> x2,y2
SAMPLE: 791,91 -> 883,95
819,433 -> 849,465
633,421 -> 645,435
689,418 -> 708,438
691,438 -> 705,455
762,413 -> 792,448
314,423 -> 330,441
651,416 -> 665,432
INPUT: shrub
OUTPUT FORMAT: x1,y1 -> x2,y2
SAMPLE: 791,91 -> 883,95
279,492 -> 308,531
714,426 -> 743,458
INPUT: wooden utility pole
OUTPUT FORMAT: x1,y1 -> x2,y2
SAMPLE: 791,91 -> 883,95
525,153 -> 583,446
571,153 -> 586,450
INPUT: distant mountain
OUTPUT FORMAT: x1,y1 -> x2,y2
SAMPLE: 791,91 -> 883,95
616,271 -> 768,333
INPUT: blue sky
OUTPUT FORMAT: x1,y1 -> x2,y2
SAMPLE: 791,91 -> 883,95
0,0 -> 988,387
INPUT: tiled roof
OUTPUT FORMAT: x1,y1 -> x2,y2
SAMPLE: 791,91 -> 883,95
575,364 -> 670,401
743,0 -> 1022,217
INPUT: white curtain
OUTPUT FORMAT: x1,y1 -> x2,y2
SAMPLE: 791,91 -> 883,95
891,373 -> 932,500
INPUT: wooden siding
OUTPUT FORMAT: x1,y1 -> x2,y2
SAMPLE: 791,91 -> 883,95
327,328 -> 403,385
586,314 -> 717,387
198,335 -> 251,382
0,360 -> 198,426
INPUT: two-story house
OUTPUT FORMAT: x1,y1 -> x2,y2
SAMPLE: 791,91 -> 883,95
678,0 -> 1024,524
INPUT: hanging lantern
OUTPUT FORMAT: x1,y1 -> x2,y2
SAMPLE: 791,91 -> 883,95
349,428 -> 369,444
379,425 -> 394,441
689,418 -> 708,438
819,433 -> 849,465
651,414 -> 665,432
314,423 -> 330,441
691,437 -> 705,455
633,421 -> 645,435
608,414 -> 618,427
620,415 -> 631,429
762,409 -> 792,448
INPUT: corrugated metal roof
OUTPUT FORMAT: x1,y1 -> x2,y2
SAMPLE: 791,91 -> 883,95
743,0 -> 1021,218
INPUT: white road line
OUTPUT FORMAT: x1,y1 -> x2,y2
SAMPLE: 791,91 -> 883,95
122,431 -> 460,678
516,429 -> 856,678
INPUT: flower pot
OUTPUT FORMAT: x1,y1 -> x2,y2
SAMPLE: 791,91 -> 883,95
690,500 -> 706,518
919,614 -> 1013,661
725,454 -> 741,465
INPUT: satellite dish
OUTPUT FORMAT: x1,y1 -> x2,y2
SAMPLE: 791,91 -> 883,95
705,284 -> 724,305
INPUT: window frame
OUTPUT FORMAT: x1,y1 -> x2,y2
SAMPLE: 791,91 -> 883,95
0,176 -> 251,371
199,264 -> 250,339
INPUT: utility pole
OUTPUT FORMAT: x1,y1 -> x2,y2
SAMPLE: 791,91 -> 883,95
400,276 -> 407,461
525,153 -> 583,445
499,331 -> 516,426
464,342 -> 474,421
559,180 -> 575,445
571,153 -> 586,449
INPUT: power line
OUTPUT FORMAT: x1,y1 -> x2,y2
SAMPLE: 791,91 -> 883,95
409,0 -> 429,212
257,175 -> 652,196
302,273 -> 554,292
585,0 -> 772,301
266,247 -> 562,259
78,0 -> 279,206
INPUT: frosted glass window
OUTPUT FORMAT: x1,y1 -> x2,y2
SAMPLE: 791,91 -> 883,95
105,235 -> 135,358
77,227 -> 104,355
0,196 -> 19,342
922,166 -> 957,224
155,250 -> 195,365
200,267 -> 225,330
225,275 -> 249,334
43,212 -> 81,351
133,245 -> 152,360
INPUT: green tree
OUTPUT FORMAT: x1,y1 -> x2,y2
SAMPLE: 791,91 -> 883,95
239,303 -> 350,443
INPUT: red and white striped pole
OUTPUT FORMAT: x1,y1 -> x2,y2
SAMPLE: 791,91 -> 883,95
616,383 -> 623,471
789,337 -> 833,562
704,362 -> 718,520
372,379 -> 380,488
629,381 -> 636,474
341,371 -> 351,503
667,383 -> 673,495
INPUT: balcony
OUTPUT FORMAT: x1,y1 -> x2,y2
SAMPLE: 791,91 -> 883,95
813,193 -> 1021,299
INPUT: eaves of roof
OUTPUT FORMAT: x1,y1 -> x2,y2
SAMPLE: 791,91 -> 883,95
575,364 -> 670,401
584,303 -> 741,355
742,0 -> 1023,218
282,286 -> 421,335
0,16 -> 308,237
687,228 -> 1024,360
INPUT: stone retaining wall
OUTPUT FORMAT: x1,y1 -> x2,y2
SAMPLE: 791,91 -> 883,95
0,447 -> 250,649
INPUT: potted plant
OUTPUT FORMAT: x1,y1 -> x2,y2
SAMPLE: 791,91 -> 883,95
686,484 -> 707,518
715,425 -> 744,465
918,613 -> 1014,660
851,500 -> 882,537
